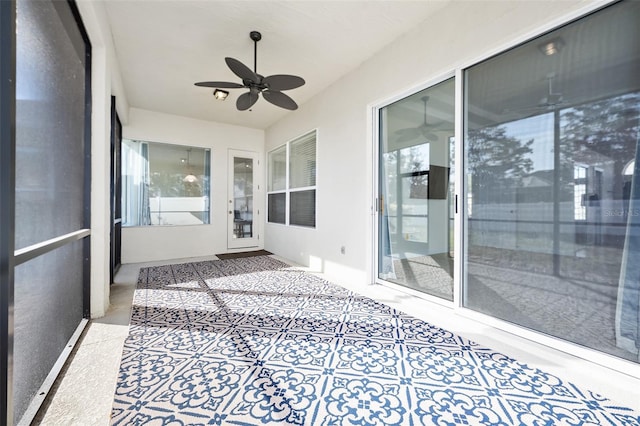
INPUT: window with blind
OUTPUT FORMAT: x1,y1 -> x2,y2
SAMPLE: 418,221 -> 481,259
268,130 -> 317,228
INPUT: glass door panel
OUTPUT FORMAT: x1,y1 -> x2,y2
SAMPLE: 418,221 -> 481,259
228,150 -> 258,249
463,0 -> 640,363
378,78 -> 455,301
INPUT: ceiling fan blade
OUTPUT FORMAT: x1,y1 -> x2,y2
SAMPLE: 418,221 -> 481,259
263,74 -> 305,91
395,128 -> 420,141
421,129 -> 439,141
225,57 -> 259,83
236,89 -> 259,111
194,81 -> 244,89
423,120 -> 447,130
262,90 -> 298,110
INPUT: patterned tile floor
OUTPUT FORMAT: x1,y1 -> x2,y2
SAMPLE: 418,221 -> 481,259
111,256 -> 640,425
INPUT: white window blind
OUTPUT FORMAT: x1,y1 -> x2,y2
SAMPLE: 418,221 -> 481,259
289,132 -> 316,189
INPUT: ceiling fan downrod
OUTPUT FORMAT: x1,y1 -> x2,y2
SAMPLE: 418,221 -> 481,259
250,31 -> 261,74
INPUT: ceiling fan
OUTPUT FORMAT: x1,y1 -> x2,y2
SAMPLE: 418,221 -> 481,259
395,96 -> 444,142
194,31 -> 305,111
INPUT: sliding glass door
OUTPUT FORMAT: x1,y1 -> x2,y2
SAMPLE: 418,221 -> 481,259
464,0 -> 640,363
377,78 -> 455,301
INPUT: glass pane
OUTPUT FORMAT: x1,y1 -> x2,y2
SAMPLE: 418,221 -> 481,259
400,145 -> 429,243
464,0 -> 640,362
290,131 -> 316,189
13,241 -> 84,423
268,193 -> 286,224
268,145 -> 286,192
232,157 -> 254,239
290,189 -> 316,227
15,0 -> 86,250
379,78 -> 455,301
122,140 -> 150,226
122,140 -> 210,226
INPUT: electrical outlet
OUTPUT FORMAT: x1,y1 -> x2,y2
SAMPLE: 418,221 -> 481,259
340,246 -> 346,255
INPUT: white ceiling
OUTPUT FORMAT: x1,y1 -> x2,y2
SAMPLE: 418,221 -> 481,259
104,1 -> 449,130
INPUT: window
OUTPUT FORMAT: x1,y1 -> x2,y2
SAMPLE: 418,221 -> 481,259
268,130 -> 317,227
122,139 -> 211,226
573,165 -> 587,221
464,0 -> 640,363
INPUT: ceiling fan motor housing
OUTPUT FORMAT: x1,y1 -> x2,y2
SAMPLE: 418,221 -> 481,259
250,31 -> 262,42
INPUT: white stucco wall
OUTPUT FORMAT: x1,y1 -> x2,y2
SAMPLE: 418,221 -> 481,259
264,0 -> 601,286
77,0 -> 266,315
121,108 -> 265,263
78,0 -> 604,315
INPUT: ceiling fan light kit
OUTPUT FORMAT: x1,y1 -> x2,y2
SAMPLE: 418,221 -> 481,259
195,31 -> 305,111
213,89 -> 229,100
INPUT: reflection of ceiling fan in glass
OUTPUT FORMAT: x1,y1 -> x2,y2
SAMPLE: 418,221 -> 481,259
538,73 -> 565,108
395,96 -> 444,143
506,73 -> 568,115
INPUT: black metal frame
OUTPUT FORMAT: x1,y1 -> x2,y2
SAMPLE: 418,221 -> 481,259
1,0 -> 91,422
74,0 -> 92,320
0,2 -> 16,424
110,96 -> 122,284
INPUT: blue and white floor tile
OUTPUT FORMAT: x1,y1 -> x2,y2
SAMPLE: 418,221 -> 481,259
111,256 -> 640,425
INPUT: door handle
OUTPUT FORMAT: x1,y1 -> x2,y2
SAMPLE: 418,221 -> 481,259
229,211 -> 233,214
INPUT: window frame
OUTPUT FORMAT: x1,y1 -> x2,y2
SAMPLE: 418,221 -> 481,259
267,129 -> 317,228
121,139 -> 212,227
